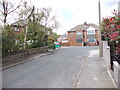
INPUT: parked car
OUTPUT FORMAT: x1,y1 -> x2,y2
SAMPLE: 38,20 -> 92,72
54,42 -> 60,48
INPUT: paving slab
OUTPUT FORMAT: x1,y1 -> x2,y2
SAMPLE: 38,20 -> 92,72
76,50 -> 117,88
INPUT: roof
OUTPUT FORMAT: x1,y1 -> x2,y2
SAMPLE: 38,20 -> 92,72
58,34 -> 68,39
68,23 -> 99,32
11,20 -> 52,31
11,20 -> 27,26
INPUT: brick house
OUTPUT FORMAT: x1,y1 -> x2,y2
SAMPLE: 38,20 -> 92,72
67,22 -> 99,46
11,20 -> 27,34
11,20 -> 53,45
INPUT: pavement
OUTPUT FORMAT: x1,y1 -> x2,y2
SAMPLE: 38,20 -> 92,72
2,46 -> 117,88
74,49 -> 117,88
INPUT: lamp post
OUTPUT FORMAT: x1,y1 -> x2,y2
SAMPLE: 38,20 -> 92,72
98,0 -> 103,57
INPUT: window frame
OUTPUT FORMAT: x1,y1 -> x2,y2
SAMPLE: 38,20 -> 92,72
14,27 -> 20,32
69,33 -> 74,35
87,30 -> 95,35
76,32 -> 82,35
76,39 -> 82,43
88,38 -> 95,42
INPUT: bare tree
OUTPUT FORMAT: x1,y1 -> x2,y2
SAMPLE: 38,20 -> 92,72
39,8 -> 59,31
0,0 -> 22,26
18,1 -> 34,49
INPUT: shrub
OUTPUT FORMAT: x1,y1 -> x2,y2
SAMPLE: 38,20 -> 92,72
48,44 -> 55,49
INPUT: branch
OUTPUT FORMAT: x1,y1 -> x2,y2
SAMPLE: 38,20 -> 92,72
3,1 -> 6,14
0,18 -> 4,22
0,10 -> 4,15
8,5 -> 19,15
7,0 -> 22,15
8,4 -> 14,11
47,16 -> 55,25
27,6 -> 34,19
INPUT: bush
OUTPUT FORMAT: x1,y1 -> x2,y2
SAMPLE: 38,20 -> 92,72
2,26 -> 18,57
48,44 -> 56,49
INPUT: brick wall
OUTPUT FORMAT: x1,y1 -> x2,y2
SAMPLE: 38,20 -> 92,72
68,31 -> 76,46
68,30 -> 99,46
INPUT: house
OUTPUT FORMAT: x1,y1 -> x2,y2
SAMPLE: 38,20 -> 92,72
11,20 -> 53,45
11,20 -> 27,34
57,34 -> 69,46
11,20 -> 53,35
67,22 -> 99,46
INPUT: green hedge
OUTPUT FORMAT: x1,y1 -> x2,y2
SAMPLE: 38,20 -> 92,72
48,44 -> 56,49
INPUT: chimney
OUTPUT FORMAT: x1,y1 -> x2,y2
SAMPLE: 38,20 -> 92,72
84,22 -> 87,26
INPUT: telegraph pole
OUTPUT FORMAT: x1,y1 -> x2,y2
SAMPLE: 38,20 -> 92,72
98,0 -> 103,57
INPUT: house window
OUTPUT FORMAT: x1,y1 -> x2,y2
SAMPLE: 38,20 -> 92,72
88,38 -> 95,42
47,31 -> 50,35
76,39 -> 82,43
14,27 -> 20,32
70,33 -> 74,35
87,30 -> 95,35
15,39 -> 19,44
76,32 -> 82,35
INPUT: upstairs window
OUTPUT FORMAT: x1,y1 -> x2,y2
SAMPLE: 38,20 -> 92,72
76,32 -> 82,35
87,30 -> 95,35
14,27 -> 20,32
70,33 -> 74,35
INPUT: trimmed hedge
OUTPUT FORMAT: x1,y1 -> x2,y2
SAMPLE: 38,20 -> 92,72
48,44 -> 56,49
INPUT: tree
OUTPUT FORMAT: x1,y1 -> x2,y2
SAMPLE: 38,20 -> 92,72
37,8 -> 59,31
18,1 -> 34,49
0,0 -> 22,26
27,21 -> 45,48
52,32 -> 59,42
101,9 -> 120,56
2,26 -> 18,57
101,10 -> 120,41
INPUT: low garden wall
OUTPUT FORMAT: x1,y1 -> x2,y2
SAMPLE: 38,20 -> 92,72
102,41 -> 111,69
3,46 -> 48,63
102,41 -> 119,86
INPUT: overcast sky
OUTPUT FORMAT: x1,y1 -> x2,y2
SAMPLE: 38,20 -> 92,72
2,0 -> 119,35
26,0 -> 119,35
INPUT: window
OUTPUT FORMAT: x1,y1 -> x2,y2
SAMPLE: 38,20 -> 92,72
70,33 -> 74,35
15,39 -> 19,44
87,30 -> 95,35
88,38 -> 95,42
76,39 -> 82,43
76,32 -> 82,35
47,31 -> 50,35
14,27 -> 19,32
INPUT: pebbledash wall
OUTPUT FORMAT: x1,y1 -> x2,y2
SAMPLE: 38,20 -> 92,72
102,41 -> 119,86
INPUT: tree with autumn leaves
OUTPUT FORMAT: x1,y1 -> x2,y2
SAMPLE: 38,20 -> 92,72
101,9 -> 120,41
101,9 -> 120,55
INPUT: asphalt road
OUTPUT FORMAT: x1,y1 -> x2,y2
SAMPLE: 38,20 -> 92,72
3,46 -> 99,88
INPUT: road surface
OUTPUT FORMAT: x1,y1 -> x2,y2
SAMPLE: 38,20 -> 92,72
3,46 -> 99,88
